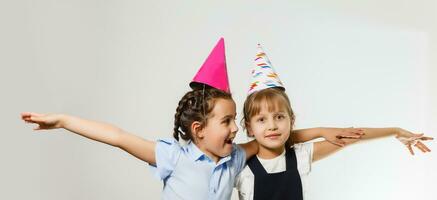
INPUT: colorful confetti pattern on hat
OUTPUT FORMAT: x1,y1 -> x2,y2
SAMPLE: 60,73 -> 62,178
247,44 -> 285,95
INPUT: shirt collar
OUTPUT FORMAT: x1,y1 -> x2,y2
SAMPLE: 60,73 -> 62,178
186,140 -> 208,162
185,140 -> 233,165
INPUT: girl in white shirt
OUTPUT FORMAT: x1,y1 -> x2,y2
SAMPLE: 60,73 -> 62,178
234,45 -> 433,200
235,87 -> 432,200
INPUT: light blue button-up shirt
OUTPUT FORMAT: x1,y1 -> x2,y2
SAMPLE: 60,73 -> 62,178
149,138 -> 246,200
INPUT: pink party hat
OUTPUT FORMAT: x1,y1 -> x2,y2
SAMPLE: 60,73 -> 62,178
190,38 -> 230,93
247,44 -> 285,95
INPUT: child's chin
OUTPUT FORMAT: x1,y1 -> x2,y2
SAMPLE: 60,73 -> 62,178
221,144 -> 233,156
262,141 -> 287,149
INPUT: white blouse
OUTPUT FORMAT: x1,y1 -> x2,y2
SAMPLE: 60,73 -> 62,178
235,142 -> 314,200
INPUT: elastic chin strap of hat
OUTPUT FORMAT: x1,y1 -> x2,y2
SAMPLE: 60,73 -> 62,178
202,84 -> 206,119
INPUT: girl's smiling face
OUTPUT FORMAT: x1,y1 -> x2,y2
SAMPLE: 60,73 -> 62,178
247,100 -> 291,153
194,98 -> 238,162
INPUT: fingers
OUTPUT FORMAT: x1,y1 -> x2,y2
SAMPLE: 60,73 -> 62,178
419,136 -> 434,141
21,112 -> 43,118
415,141 -> 431,153
333,128 -> 365,146
329,138 -> 346,147
407,144 -> 415,155
21,113 -> 31,121
22,114 -> 45,124
344,128 -> 365,136
412,133 -> 425,137
22,115 -> 38,123
22,115 -> 33,123
30,115 -> 45,123
414,143 -> 427,153
21,112 -> 49,130
21,112 -> 34,122
412,133 -> 433,141
337,135 -> 362,139
353,129 -> 365,136
21,112 -> 32,117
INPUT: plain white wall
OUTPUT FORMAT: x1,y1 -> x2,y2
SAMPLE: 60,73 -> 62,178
1,1 -> 436,199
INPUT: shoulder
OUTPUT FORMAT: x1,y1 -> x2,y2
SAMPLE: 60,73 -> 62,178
149,138 -> 184,180
293,142 -> 313,151
156,137 -> 181,146
155,138 -> 185,149
154,138 -> 183,166
156,138 -> 183,154
238,164 -> 254,179
232,143 -> 246,156
293,142 -> 314,158
229,143 -> 247,173
292,142 -> 314,175
235,165 -> 254,199
231,143 -> 247,162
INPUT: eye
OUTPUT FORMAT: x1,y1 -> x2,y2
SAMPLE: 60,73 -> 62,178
257,117 -> 265,123
275,114 -> 285,120
222,118 -> 231,125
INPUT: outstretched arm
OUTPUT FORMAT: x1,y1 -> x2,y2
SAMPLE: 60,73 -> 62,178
240,127 -> 364,161
21,112 -> 156,165
313,127 -> 433,162
291,127 -> 364,146
359,127 -> 432,155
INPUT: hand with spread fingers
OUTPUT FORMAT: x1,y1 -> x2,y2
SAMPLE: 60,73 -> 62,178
396,128 -> 433,155
313,127 -> 433,162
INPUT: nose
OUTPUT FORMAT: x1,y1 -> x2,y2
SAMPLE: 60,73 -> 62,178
267,119 -> 278,131
231,120 -> 239,134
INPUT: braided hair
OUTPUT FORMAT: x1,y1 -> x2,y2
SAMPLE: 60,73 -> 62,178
173,87 -> 232,141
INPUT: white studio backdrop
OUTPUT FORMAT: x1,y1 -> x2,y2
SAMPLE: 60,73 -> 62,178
1,1 -> 435,200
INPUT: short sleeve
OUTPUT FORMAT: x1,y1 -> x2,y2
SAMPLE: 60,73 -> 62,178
234,166 -> 254,200
232,143 -> 247,174
148,138 -> 182,180
293,142 -> 314,175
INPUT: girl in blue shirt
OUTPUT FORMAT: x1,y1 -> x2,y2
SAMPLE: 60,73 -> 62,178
21,88 -> 355,200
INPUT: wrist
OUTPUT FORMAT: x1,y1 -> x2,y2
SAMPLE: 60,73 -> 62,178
393,127 -> 402,137
57,114 -> 68,128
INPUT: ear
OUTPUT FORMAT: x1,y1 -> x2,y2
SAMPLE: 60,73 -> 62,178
190,121 -> 204,139
246,124 -> 254,137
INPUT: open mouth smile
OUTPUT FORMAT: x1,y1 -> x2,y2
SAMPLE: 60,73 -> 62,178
225,137 -> 234,144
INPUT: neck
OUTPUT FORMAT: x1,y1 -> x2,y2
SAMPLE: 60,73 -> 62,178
257,145 -> 285,159
194,141 -> 220,163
